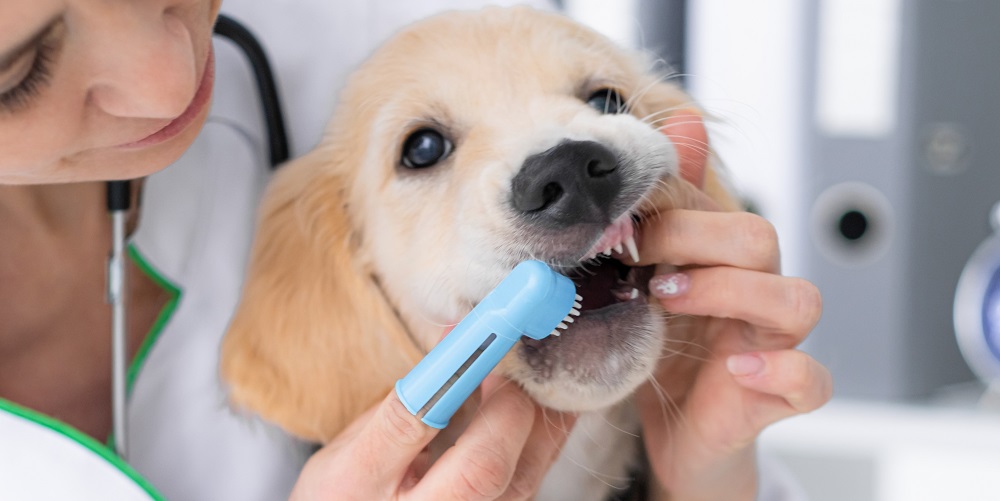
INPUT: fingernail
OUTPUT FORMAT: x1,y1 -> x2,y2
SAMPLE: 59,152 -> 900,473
649,272 -> 689,298
727,353 -> 765,377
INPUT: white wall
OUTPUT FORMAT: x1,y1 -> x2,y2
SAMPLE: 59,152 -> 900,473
686,0 -> 807,275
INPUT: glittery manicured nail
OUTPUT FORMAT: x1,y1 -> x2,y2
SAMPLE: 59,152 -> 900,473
649,272 -> 689,298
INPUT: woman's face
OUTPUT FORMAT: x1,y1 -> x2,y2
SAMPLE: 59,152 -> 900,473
0,0 -> 222,184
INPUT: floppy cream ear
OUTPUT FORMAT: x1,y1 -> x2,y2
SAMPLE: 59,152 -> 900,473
221,148 -> 423,443
636,80 -> 744,212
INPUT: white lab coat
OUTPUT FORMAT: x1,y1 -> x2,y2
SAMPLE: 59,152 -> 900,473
0,1 -> 804,500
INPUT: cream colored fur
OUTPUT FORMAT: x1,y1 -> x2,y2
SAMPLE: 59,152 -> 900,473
222,5 -> 738,459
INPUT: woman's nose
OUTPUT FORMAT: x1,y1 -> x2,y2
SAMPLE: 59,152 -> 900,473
87,10 -> 198,120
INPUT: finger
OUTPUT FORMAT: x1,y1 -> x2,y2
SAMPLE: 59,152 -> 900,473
726,350 -> 833,419
651,268 -> 822,342
410,381 -> 537,501
658,109 -> 710,189
345,391 -> 440,493
499,408 -> 578,501
632,210 -> 781,272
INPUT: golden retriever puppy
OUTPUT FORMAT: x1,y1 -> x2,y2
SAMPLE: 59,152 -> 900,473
222,5 -> 739,497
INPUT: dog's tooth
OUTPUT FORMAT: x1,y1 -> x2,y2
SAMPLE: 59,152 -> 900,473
603,247 -> 612,256
613,243 -> 624,254
629,288 -> 639,300
624,235 -> 640,263
573,301 -> 582,309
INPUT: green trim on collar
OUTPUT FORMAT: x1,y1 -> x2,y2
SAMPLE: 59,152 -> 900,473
125,244 -> 183,393
107,243 -> 183,452
0,398 -> 165,500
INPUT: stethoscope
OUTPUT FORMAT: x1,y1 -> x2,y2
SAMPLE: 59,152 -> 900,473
955,200 -> 1000,400
105,14 -> 289,459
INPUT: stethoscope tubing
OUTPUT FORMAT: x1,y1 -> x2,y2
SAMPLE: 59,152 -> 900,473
106,181 -> 131,458
104,14 -> 288,461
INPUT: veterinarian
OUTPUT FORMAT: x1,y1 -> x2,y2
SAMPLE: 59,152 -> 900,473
0,0 -> 830,500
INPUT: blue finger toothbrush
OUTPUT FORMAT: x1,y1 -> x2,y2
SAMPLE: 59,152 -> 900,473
395,260 -> 581,428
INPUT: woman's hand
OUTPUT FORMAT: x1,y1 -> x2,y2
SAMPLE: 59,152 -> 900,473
633,112 -> 832,501
289,374 -> 576,501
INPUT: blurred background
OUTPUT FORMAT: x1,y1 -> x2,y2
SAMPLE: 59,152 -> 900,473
563,0 -> 1000,499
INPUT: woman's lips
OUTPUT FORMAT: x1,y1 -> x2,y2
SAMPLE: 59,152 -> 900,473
118,49 -> 215,149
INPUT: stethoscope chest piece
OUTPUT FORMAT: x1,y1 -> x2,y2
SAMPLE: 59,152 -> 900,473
955,201 -> 1000,387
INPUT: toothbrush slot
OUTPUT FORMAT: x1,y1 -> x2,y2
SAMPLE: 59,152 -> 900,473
417,333 -> 498,419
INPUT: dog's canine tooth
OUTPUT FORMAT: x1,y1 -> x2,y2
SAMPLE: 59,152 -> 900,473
624,235 -> 640,263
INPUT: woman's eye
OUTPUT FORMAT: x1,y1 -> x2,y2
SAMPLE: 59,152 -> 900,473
586,88 -> 626,114
0,49 -> 37,94
0,22 -> 62,114
401,128 -> 452,169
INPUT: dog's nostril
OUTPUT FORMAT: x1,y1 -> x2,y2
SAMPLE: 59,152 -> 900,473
587,158 -> 616,178
540,182 -> 564,210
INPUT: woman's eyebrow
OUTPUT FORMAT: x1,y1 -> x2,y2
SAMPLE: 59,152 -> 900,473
0,17 -> 59,73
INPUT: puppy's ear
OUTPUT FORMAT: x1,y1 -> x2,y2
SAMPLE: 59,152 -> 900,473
635,80 -> 744,212
221,149 -> 423,443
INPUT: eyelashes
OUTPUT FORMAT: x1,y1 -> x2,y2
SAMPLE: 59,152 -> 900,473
0,25 -> 61,114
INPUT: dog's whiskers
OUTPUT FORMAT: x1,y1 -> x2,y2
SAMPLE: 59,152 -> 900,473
558,454 -> 634,491
640,105 -> 697,126
596,412 -> 640,439
646,373 -> 689,436
657,344 -> 711,364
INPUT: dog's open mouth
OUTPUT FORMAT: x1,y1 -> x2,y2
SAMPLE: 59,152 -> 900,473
566,211 -> 655,317
568,257 -> 656,314
517,212 -> 660,393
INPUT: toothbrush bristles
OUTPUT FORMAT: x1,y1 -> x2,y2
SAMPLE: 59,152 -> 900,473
551,295 -> 583,337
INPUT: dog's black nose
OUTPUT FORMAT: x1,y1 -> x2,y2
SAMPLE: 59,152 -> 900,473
511,140 -> 622,227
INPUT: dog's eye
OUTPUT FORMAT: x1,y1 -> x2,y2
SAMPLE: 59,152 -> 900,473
586,88 -> 626,114
401,128 -> 452,169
